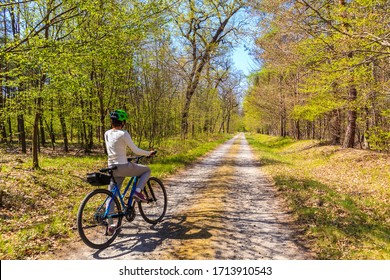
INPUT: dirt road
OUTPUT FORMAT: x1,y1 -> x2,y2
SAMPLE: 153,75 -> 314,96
51,133 -> 312,260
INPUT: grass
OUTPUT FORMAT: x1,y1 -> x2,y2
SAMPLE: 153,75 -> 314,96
0,134 -> 231,259
246,133 -> 390,259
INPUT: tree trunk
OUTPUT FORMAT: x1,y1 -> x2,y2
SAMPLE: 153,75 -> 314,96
0,123 -> 6,143
312,121 -> 316,140
279,75 -> 287,137
32,97 -> 42,169
343,87 -> 357,148
18,114 -> 27,153
219,113 -> 226,134
1,7 -> 7,143
59,112 -> 69,153
98,93 -> 106,152
7,116 -> 12,142
330,109 -> 341,145
338,0 -> 357,148
87,99 -> 94,153
226,111 -> 231,134
40,117 -> 46,147
45,119 -> 55,150
306,121 -> 311,139
0,74 -> 6,143
181,57 -> 208,139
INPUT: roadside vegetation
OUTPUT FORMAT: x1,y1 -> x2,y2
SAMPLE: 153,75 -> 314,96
0,134 -> 230,260
246,133 -> 390,259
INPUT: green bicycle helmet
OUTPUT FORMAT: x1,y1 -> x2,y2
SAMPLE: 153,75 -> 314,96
110,109 -> 128,121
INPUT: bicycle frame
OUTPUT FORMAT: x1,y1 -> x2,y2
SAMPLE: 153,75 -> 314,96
92,155 -> 158,222
101,175 -> 139,220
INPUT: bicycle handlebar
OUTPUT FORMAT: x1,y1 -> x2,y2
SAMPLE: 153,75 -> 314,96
127,151 -> 157,162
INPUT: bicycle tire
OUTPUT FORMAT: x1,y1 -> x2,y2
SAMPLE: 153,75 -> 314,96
138,177 -> 167,224
77,189 -> 122,249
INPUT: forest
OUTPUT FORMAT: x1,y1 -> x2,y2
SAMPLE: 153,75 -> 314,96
1,0 -> 389,261
244,0 -> 390,152
1,0 -> 390,168
0,0 -> 248,169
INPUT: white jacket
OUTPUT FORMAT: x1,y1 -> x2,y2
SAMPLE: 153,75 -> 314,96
104,129 -> 150,165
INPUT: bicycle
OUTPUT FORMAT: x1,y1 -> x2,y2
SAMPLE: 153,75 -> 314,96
77,155 -> 167,249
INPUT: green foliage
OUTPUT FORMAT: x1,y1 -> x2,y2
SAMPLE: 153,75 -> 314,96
367,127 -> 390,152
0,0 -> 243,168
292,93 -> 346,121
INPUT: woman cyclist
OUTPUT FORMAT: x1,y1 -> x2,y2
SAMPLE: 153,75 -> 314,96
105,109 -> 155,234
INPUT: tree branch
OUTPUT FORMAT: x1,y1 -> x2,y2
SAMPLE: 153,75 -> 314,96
0,0 -> 34,8
297,0 -> 352,38
2,5 -> 79,54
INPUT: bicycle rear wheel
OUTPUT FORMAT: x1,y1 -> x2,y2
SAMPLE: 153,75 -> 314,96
138,177 -> 167,224
77,189 -> 122,249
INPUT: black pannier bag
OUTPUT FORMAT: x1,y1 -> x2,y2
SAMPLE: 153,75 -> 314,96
86,172 -> 111,186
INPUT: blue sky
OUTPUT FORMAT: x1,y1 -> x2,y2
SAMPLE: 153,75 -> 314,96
232,44 -> 256,76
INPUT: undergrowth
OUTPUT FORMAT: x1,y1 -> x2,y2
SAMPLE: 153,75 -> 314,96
246,133 -> 390,259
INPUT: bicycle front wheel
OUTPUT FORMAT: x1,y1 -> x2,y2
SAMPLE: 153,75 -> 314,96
138,177 -> 167,224
77,189 -> 122,249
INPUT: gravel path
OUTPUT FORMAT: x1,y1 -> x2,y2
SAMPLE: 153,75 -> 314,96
50,133 -> 312,260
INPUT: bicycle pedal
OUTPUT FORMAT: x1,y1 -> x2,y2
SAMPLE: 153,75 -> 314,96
105,225 -> 122,236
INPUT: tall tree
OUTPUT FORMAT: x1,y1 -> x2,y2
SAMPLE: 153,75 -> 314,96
171,0 -> 244,138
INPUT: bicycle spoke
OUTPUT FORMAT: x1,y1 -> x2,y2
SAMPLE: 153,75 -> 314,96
77,189 -> 122,249
138,177 -> 167,224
